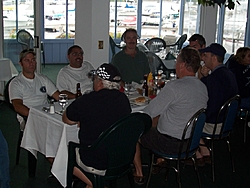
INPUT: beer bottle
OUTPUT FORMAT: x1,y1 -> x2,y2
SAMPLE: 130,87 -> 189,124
142,75 -> 148,97
76,83 -> 82,98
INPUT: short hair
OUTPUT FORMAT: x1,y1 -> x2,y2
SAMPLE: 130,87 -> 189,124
188,34 -> 206,47
96,76 -> 120,90
67,45 -> 83,55
215,55 -> 224,63
235,47 -> 250,64
19,49 -> 36,62
121,28 -> 139,41
178,47 -> 201,73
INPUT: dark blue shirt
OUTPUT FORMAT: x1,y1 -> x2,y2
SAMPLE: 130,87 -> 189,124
228,57 -> 250,98
201,65 -> 238,123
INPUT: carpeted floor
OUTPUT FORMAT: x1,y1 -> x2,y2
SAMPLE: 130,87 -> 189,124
1,64 -> 250,187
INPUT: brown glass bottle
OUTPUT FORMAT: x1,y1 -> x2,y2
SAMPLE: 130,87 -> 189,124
142,75 -> 148,97
76,83 -> 82,98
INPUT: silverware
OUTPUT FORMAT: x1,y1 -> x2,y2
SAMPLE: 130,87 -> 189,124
55,111 -> 63,116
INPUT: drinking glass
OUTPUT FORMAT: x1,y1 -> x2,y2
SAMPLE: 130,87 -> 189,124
58,94 -> 68,112
124,82 -> 132,97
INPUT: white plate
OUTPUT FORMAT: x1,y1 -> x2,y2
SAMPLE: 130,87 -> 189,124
129,96 -> 150,106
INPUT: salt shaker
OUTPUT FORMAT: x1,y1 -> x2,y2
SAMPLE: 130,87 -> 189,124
49,99 -> 55,114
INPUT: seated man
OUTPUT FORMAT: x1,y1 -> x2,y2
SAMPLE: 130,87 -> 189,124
111,28 -> 150,84
197,43 -> 238,158
227,47 -> 250,109
62,63 -> 131,188
188,33 -> 210,78
133,47 -> 208,185
56,45 -> 94,99
9,49 -> 60,163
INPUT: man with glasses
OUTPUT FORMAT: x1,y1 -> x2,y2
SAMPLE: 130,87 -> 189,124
56,45 -> 94,99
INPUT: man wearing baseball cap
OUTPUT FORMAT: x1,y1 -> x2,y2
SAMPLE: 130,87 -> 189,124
62,63 -> 131,188
197,43 -> 238,160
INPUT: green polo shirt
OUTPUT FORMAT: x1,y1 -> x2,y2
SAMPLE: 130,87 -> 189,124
111,48 -> 150,83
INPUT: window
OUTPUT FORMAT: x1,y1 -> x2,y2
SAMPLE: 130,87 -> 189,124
44,0 -> 75,39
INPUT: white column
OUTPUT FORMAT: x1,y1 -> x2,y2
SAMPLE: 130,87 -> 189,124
75,0 -> 109,68
198,5 -> 218,45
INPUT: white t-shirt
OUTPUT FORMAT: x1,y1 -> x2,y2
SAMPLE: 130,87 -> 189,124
56,61 -> 94,94
9,72 -> 58,107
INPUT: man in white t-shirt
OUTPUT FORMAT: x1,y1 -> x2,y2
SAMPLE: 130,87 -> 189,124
9,49 -> 60,118
56,45 -> 94,99
9,49 -> 61,165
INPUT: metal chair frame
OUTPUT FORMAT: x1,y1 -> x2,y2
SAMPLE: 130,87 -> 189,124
146,108 -> 206,188
201,95 -> 240,182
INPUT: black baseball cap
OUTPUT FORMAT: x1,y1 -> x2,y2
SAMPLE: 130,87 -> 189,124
199,43 -> 226,58
89,63 -> 121,82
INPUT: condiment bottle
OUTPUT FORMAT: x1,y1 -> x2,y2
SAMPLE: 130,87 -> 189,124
76,83 -> 82,98
142,74 -> 148,97
147,72 -> 154,97
49,99 -> 55,114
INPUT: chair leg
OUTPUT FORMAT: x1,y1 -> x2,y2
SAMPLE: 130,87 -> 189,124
127,170 -> 135,188
16,130 -> 23,165
227,139 -> 235,172
192,158 -> 201,188
243,110 -> 249,143
146,153 -> 154,188
28,151 -> 37,178
211,143 -> 215,182
176,160 -> 181,188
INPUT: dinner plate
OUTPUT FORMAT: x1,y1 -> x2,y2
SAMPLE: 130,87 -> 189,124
129,96 -> 150,106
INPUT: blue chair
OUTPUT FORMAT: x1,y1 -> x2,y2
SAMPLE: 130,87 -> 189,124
146,108 -> 206,188
201,95 -> 240,182
66,112 -> 152,188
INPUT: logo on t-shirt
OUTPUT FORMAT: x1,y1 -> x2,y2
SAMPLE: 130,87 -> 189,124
40,86 -> 46,93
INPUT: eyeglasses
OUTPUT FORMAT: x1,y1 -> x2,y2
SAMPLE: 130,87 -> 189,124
71,52 -> 84,57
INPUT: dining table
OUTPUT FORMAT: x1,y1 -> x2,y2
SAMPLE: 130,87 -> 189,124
0,58 -> 18,98
21,91 -> 148,187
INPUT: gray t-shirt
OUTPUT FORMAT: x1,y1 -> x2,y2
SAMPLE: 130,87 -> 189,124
143,76 -> 208,139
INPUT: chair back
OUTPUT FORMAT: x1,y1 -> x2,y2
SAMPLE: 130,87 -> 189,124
16,29 -> 34,50
4,76 -> 16,110
67,112 -> 152,186
144,37 -> 167,53
109,35 -> 122,58
180,108 -> 206,159
145,51 -> 167,76
165,34 -> 187,53
99,112 -> 151,177
216,95 -> 240,138
175,34 -> 187,51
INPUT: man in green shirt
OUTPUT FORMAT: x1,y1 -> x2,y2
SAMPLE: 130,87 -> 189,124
111,28 -> 150,84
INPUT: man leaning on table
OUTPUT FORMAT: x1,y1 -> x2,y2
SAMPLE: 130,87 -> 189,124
111,28 -> 150,84
132,47 -> 208,185
56,45 -> 94,99
62,63 -> 131,188
9,49 -> 61,164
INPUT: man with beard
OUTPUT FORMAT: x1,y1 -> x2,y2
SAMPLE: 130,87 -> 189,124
56,45 -> 94,99
111,28 -> 150,84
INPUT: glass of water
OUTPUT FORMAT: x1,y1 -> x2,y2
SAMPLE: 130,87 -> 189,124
58,94 -> 68,112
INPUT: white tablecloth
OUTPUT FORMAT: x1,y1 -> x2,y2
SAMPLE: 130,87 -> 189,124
21,102 -> 79,187
21,96 -> 148,187
0,58 -> 18,97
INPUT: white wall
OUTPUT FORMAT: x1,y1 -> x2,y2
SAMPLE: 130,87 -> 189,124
75,0 -> 109,68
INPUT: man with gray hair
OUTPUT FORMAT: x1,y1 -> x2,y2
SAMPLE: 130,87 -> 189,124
133,47 -> 208,185
62,63 -> 131,188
